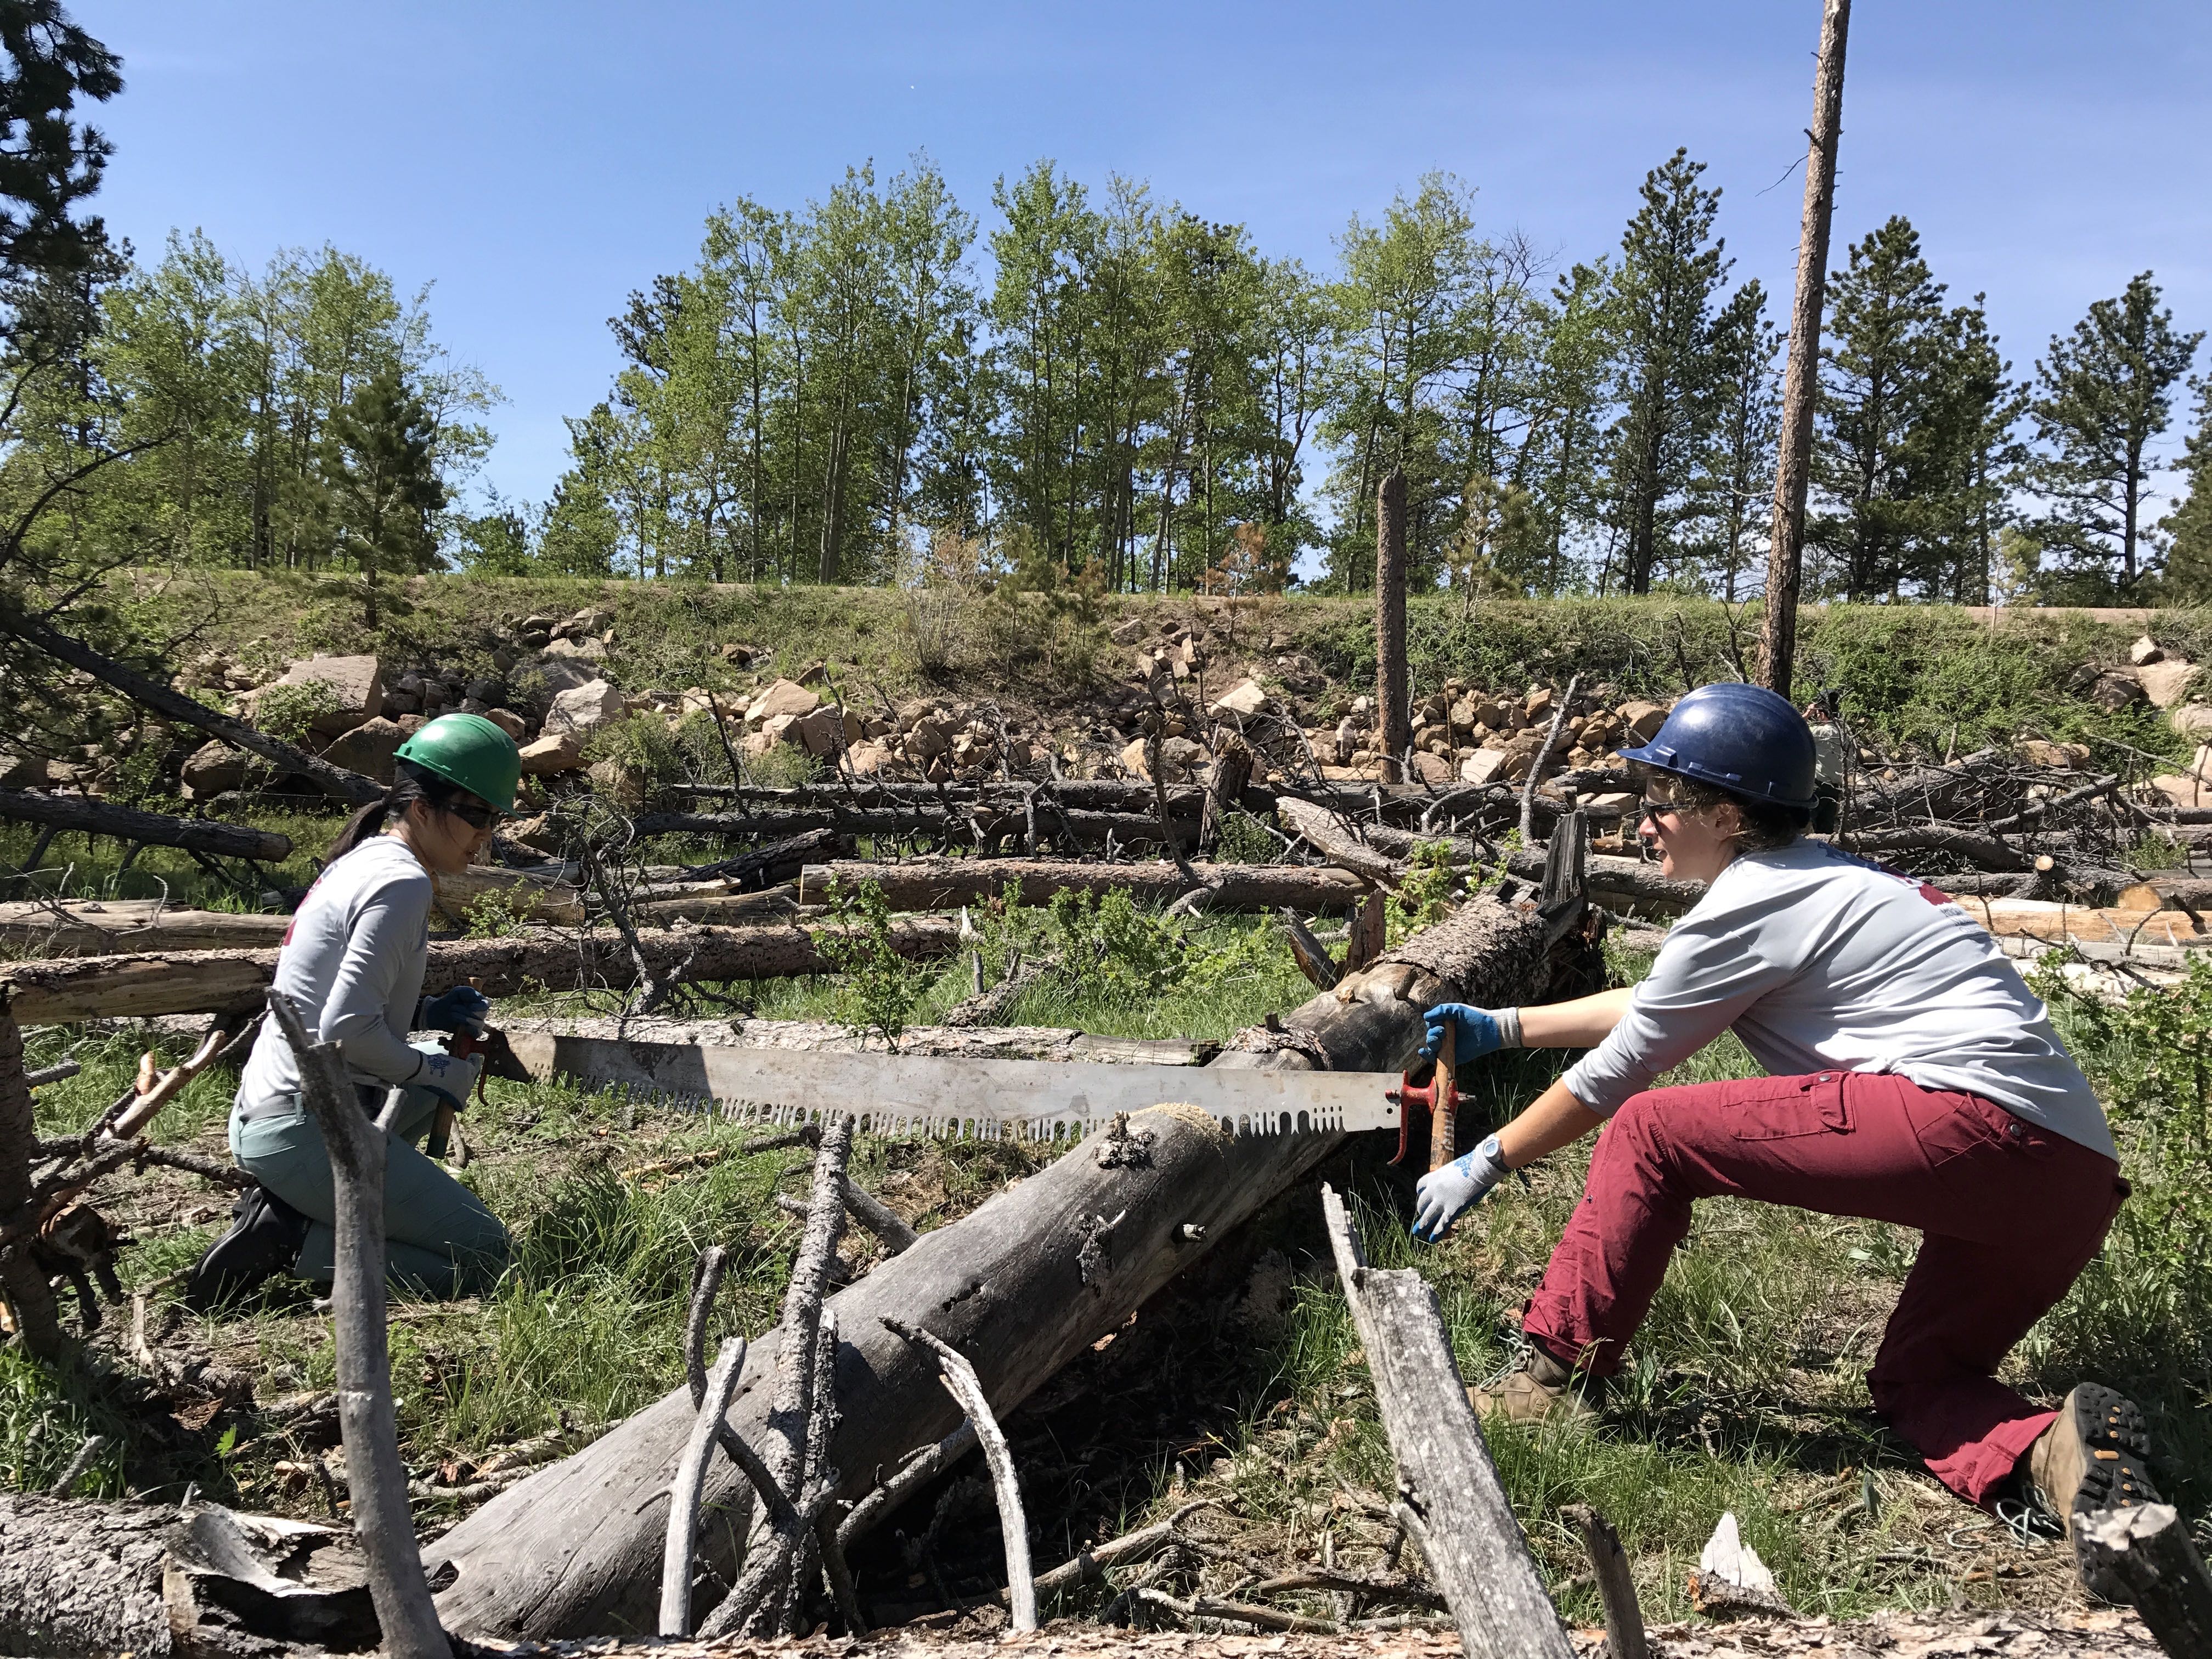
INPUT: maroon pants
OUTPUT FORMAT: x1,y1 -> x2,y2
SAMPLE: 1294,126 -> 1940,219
1522,1070 -> 2126,1503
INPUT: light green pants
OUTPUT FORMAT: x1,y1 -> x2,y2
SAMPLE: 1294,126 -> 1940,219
229,1087 -> 510,1298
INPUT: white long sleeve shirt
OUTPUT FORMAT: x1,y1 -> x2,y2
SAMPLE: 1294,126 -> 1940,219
1561,839 -> 2115,1159
234,836 -> 436,1122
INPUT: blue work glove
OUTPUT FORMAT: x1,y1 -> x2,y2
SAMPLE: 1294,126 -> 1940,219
419,985 -> 491,1037
1419,1003 -> 1522,1063
1411,1134 -> 1510,1243
411,1045 -> 484,1113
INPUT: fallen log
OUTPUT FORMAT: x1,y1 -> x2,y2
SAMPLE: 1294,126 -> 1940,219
0,900 -> 292,956
425,889 -> 1579,1638
631,806 -> 1184,847
0,789 -> 292,864
0,609 -> 385,806
1320,1184 -> 1573,1659
0,917 -> 963,1026
1948,896 -> 2201,946
796,856 -> 1365,915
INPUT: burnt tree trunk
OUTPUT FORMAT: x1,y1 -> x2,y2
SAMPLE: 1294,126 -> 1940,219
425,891 -> 1576,1639
1758,0 -> 1850,701
1375,469 -> 1410,783
0,791 -> 294,864
0,610 -> 385,807
0,1005 -> 65,1357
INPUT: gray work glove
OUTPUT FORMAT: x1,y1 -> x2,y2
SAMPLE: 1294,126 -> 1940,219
411,1045 -> 484,1113
1411,1133 -> 1510,1243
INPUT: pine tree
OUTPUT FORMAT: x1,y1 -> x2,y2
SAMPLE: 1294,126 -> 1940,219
320,364 -> 444,625
1807,216 -> 1957,600
2027,272 -> 2202,596
1693,278 -> 1780,602
2161,377 -> 2212,603
1605,149 -> 1728,594
1922,297 -> 2024,605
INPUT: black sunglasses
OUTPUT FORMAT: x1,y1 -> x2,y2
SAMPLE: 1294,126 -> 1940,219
442,797 -> 499,830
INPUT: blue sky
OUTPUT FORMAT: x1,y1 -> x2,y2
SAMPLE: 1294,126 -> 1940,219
81,1 -> 2212,512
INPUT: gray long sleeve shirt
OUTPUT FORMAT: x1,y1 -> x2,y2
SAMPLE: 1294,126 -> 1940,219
1561,840 -> 2116,1159
234,836 -> 436,1123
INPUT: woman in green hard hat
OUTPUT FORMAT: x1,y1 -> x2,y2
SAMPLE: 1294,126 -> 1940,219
186,713 -> 524,1308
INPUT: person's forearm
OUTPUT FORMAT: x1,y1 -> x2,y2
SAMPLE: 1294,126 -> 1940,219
1495,1077 -> 1603,1169
1515,986 -> 1635,1048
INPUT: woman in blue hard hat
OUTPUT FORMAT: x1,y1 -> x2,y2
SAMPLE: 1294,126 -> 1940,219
1410,682 -> 2155,1587
185,713 -> 521,1308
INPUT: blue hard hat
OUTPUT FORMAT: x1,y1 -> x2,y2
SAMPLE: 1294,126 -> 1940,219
1617,682 -> 1819,815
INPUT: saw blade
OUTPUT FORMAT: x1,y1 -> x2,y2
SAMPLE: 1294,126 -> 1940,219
504,1030 -> 1402,1142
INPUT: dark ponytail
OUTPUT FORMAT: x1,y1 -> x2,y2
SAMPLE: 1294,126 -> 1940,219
323,759 -> 481,867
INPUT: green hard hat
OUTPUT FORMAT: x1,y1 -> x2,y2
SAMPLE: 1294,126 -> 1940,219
394,713 -> 521,814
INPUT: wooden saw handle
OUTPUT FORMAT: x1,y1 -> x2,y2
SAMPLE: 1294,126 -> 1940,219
1427,1019 -> 1457,1172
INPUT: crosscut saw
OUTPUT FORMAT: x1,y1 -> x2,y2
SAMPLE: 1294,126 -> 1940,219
502,1027 -> 1419,1148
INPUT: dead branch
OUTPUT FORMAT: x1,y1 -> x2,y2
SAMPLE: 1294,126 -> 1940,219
1322,1183 -> 1572,1659
266,989 -> 447,1658
1520,675 -> 1581,845
882,1313 -> 1036,1631
661,1334 -> 746,1638
1562,1503 -> 1647,1659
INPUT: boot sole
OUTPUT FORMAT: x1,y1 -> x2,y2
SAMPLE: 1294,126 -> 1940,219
2062,1384 -> 2162,1601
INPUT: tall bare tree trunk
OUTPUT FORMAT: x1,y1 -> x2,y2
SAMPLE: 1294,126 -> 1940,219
1758,0 -> 1852,701
1375,469 -> 1410,782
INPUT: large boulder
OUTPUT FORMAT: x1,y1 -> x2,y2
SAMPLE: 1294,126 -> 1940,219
1209,679 -> 1268,719
788,708 -> 846,758
747,679 -> 821,725
518,653 -> 606,697
1458,748 -> 1509,787
545,679 -> 626,737
2087,669 -> 2146,713
180,741 -> 248,798
1410,751 -> 1453,785
517,731 -> 584,775
273,654 -> 384,737
1617,701 -> 1668,742
2170,703 -> 2212,740
320,716 -> 407,785
2137,659 -> 2198,709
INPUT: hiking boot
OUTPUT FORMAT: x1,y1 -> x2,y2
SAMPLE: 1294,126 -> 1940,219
1466,1344 -> 1600,1425
2023,1383 -> 2163,1597
183,1184 -> 309,1312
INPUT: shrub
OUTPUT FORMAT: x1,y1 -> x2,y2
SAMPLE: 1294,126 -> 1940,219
814,879 -> 924,1047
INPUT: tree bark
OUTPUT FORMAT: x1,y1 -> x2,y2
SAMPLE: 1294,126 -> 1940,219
0,610 -> 386,806
0,1491 -> 180,1657
803,856 -> 1364,915
0,917 -> 964,1026
1319,1184 -> 1574,1659
1375,469 -> 1410,782
272,991 -> 448,1658
425,893 -> 1573,1639
1199,735 -> 1255,855
0,901 -> 293,956
2077,1504 -> 2212,1653
0,1005 -> 66,1357
0,790 -> 294,864
1758,0 -> 1850,702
